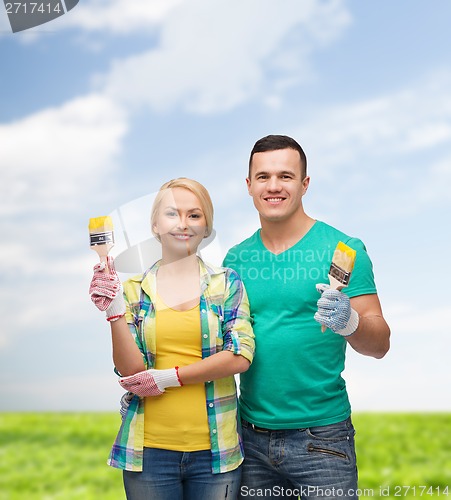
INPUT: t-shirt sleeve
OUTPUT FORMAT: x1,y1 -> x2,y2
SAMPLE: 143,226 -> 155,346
342,237 -> 377,298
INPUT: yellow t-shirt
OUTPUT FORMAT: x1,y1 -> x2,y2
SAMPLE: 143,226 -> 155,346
143,295 -> 211,451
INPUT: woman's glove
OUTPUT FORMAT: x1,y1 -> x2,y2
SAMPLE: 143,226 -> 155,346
89,256 -> 126,321
119,391 -> 134,419
119,368 -> 182,397
314,283 -> 359,337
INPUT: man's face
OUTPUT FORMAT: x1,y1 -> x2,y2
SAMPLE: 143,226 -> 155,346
246,148 -> 309,223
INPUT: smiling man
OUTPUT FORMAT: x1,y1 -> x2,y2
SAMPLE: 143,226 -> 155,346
223,134 -> 390,499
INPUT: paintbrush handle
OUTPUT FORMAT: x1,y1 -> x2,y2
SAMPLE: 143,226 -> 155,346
91,244 -> 113,274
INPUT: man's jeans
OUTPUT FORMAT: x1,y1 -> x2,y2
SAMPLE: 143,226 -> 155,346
239,417 -> 358,499
123,447 -> 242,500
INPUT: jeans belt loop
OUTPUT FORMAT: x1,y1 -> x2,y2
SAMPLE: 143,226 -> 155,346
243,419 -> 272,433
252,424 -> 271,433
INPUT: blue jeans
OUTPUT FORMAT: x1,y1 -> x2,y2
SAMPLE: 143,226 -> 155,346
239,417 -> 358,499
123,447 -> 242,500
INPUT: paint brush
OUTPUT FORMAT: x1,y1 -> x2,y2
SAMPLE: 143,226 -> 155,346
89,216 -> 114,273
321,241 -> 356,332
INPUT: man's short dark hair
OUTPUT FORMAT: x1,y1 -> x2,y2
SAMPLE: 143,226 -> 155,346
248,134 -> 307,179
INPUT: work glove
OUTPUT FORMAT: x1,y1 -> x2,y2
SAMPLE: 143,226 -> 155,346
119,392 -> 134,419
314,283 -> 359,337
89,256 -> 126,321
119,368 -> 183,397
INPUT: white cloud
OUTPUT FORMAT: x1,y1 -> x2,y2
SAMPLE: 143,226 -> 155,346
0,253 -> 99,348
2,0 -> 450,414
383,303 -> 450,339
62,0 -> 184,34
298,70 -> 451,174
292,70 -> 451,224
345,304 -> 451,411
375,151 -> 451,219
102,0 -> 351,114
0,93 -> 129,351
400,122 -> 451,151
0,93 -> 127,215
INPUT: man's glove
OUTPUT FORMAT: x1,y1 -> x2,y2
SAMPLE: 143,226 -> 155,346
89,256 -> 126,321
314,283 -> 359,337
119,368 -> 183,397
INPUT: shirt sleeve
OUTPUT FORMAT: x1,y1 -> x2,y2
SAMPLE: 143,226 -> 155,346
343,237 -> 377,298
221,268 -> 255,363
113,281 -> 148,376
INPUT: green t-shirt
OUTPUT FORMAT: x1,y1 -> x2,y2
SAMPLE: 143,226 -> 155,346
223,220 -> 377,429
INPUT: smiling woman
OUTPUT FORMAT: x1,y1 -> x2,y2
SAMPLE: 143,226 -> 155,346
151,181 -> 213,262
88,177 -> 255,500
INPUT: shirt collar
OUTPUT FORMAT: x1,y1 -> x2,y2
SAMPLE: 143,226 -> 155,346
140,257 -> 224,298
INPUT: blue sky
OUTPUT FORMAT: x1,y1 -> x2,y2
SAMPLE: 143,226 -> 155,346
0,0 -> 450,412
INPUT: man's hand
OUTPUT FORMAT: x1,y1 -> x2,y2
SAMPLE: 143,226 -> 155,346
119,368 -> 182,397
89,256 -> 125,321
314,284 -> 359,337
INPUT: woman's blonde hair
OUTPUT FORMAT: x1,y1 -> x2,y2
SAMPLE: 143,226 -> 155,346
151,178 -> 214,241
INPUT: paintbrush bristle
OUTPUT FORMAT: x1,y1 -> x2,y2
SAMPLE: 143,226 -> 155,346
333,241 -> 356,273
328,241 -> 356,287
89,216 -> 113,232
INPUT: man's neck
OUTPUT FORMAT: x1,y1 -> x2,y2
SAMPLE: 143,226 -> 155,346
260,213 -> 316,254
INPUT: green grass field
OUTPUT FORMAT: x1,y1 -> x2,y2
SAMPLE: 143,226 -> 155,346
0,413 -> 449,499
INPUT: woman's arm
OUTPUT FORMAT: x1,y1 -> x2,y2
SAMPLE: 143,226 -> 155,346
180,269 -> 254,383
177,350 -> 250,384
90,257 -> 148,377
119,268 -> 255,395
110,317 -> 146,376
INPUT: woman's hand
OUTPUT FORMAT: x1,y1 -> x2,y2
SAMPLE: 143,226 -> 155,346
119,368 -> 182,397
89,256 -> 126,321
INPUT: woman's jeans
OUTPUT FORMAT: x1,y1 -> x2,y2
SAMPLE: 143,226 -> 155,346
239,417 -> 358,499
123,447 -> 242,500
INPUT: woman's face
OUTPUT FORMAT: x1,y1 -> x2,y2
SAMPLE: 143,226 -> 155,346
153,188 -> 207,257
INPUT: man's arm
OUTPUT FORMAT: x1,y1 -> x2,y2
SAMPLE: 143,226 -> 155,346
347,294 -> 390,359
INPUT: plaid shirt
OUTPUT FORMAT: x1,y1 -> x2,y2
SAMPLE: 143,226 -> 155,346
107,258 -> 255,473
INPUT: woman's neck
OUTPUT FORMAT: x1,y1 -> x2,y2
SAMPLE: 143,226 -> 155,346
157,253 -> 201,311
159,252 -> 199,277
